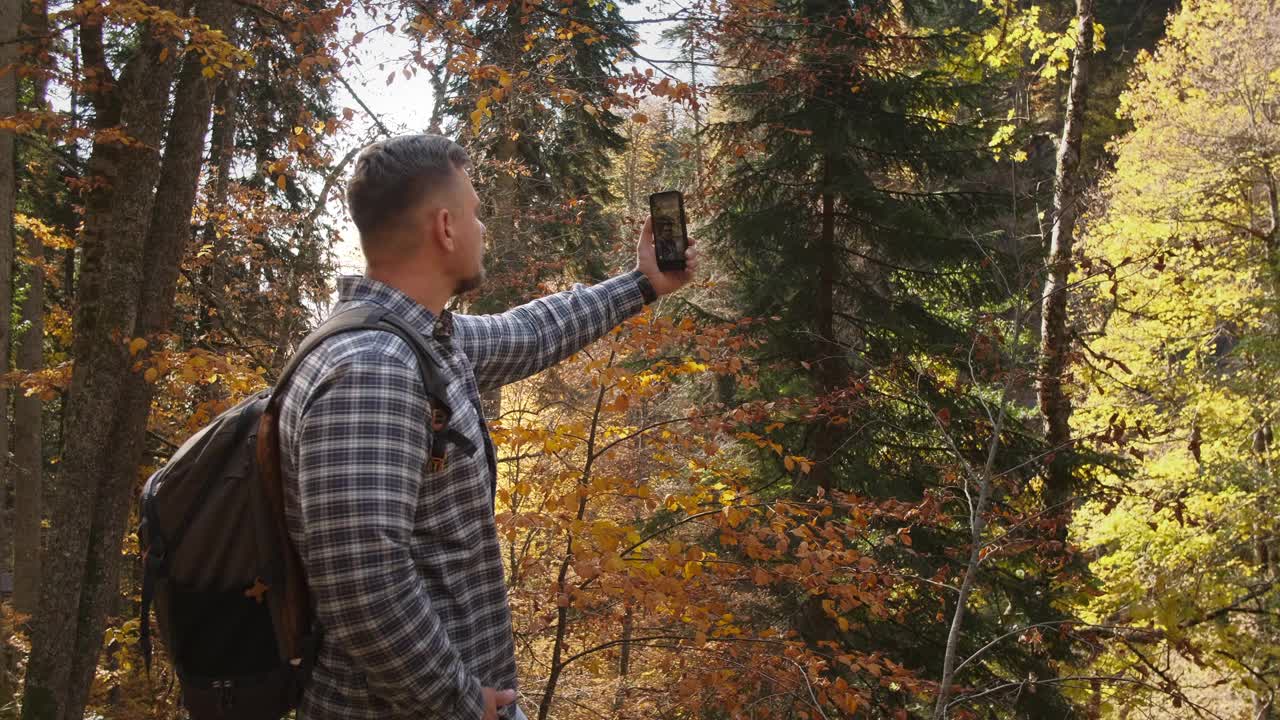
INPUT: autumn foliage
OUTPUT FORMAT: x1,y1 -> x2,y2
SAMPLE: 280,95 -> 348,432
2,0 -> 1278,719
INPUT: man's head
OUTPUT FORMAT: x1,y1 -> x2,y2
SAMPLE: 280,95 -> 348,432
346,134 -> 487,295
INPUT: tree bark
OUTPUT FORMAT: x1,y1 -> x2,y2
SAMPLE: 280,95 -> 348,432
0,0 -> 19,580
0,0 -> 20,706
1036,0 -> 1094,510
20,6 -> 180,718
425,42 -> 452,136
13,0 -> 50,620
65,0 -> 236,712
686,31 -> 703,196
199,59 -> 240,339
809,157 -> 843,495
14,227 -> 45,617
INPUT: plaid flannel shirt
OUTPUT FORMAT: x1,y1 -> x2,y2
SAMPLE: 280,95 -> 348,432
278,270 -> 649,720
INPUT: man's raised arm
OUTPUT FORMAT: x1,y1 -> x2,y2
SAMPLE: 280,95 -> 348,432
452,269 -> 653,392
453,219 -> 697,393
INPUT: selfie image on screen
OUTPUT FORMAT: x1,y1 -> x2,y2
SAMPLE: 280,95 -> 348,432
653,193 -> 685,264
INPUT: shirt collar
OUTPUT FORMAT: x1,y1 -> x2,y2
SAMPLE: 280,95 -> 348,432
336,275 -> 454,342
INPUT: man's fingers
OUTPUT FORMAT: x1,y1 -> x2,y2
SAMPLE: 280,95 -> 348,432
495,689 -> 517,707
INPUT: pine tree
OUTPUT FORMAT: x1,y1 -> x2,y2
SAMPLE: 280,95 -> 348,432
708,1 -> 1078,714
444,0 -> 637,307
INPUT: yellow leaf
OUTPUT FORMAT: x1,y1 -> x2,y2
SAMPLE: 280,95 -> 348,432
276,175 -> 287,190
158,47 -> 170,63
201,66 -> 217,79
144,368 -> 158,383
128,338 -> 148,356
632,112 -> 648,124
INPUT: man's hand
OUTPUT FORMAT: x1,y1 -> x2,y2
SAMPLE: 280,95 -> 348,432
483,687 -> 517,720
634,216 -> 700,297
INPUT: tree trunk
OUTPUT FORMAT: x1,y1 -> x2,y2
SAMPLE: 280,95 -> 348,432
199,60 -> 240,339
1036,0 -> 1094,510
809,157 -> 843,495
0,0 -> 20,706
66,0 -> 236,712
12,166 -> 46,620
0,0 -> 18,583
20,7 -> 180,719
13,0 -> 50,619
426,43 -> 452,136
687,33 -> 703,196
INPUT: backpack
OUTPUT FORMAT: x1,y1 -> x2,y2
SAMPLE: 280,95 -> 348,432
137,304 -> 475,719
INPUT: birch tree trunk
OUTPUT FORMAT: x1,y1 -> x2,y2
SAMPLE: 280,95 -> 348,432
1036,0 -> 1095,511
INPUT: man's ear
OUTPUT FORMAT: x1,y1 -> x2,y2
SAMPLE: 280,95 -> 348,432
430,205 -> 455,253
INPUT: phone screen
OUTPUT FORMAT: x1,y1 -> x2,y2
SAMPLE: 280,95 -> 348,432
650,191 -> 687,271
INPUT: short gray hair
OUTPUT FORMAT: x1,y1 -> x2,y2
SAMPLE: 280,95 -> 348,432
345,134 -> 471,240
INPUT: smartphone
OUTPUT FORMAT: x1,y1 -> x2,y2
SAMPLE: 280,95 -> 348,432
649,190 -> 688,272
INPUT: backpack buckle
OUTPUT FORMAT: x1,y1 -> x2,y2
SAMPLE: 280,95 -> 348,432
430,406 -> 448,432
429,451 -> 447,472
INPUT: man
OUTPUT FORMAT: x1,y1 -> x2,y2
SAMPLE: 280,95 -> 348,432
277,134 -> 698,720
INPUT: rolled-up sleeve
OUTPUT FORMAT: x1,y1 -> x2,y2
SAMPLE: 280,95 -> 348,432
453,269 -> 648,392
294,350 -> 485,719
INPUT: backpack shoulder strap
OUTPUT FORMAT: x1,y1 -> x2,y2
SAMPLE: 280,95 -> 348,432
269,304 -> 394,404
268,303 -> 475,459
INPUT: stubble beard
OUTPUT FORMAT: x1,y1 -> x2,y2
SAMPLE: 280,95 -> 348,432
454,267 -> 485,295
